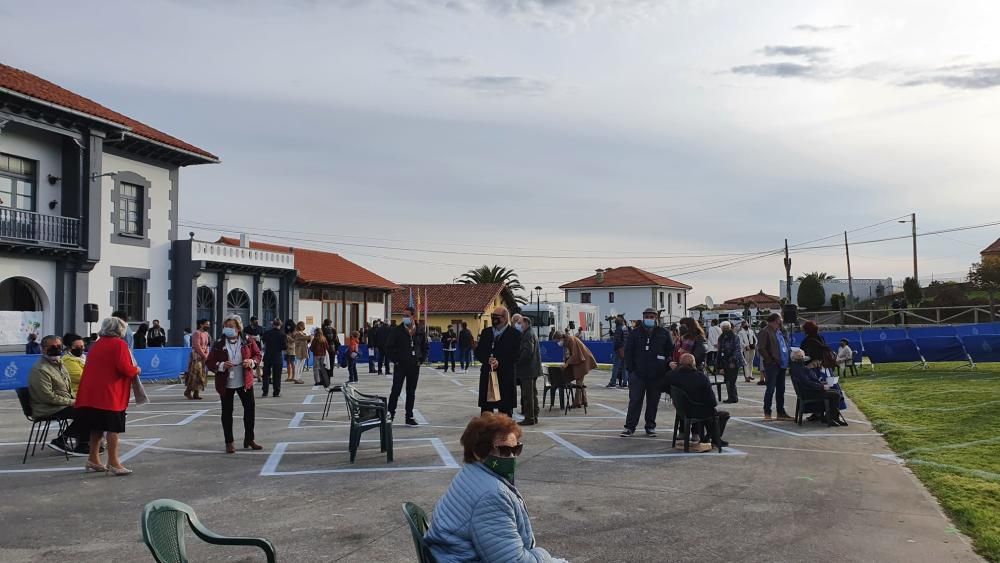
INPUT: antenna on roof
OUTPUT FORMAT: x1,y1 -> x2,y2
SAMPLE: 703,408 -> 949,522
705,296 -> 715,309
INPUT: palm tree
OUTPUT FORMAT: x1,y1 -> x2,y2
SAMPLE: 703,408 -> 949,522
797,271 -> 836,281
457,265 -> 527,304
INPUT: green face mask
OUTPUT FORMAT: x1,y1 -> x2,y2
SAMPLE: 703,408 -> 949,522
483,455 -> 517,483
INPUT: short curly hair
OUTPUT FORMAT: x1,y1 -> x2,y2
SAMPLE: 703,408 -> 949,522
460,413 -> 522,463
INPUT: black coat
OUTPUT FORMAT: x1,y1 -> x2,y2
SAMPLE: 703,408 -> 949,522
664,366 -> 718,418
376,325 -> 391,349
625,325 -> 673,379
261,327 -> 286,361
458,328 -> 474,349
475,325 -> 520,411
386,324 -> 427,366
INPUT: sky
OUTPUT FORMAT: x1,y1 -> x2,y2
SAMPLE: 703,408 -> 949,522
4,0 -> 1000,306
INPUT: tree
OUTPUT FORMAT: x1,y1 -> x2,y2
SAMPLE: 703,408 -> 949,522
903,277 -> 922,307
932,284 -> 967,307
969,261 -> 1000,320
830,293 -> 846,310
797,274 -> 826,310
457,265 -> 527,304
797,271 -> 836,281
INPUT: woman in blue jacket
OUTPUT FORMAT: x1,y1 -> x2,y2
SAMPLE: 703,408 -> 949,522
425,413 -> 564,563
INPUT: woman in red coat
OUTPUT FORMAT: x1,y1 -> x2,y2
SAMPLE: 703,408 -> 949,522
75,316 -> 141,475
207,314 -> 263,453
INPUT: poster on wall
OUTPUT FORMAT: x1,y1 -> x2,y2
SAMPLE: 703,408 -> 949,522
0,311 -> 43,346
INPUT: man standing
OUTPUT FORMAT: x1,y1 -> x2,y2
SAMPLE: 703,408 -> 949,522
706,319 -> 721,374
621,308 -> 673,437
458,321 -> 474,372
515,315 -> 541,426
28,335 -> 89,454
261,319 -> 286,398
321,318 -> 341,380
386,307 -> 426,426
607,315 -> 630,388
737,320 -> 757,382
757,313 -> 793,421
244,317 -> 264,382
476,307 -> 520,417
664,353 -> 730,451
366,321 -> 378,373
376,319 -> 393,376
146,320 -> 166,347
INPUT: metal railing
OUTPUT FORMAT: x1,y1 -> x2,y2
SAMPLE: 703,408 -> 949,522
798,305 -> 999,327
0,208 -> 81,247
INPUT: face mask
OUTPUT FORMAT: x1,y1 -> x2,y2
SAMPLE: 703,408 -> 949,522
222,327 -> 237,339
557,341 -> 564,347
402,317 -> 412,326
70,348 -> 84,357
643,319 -> 655,328
45,346 -> 62,359
483,455 -> 517,483
514,323 -> 524,333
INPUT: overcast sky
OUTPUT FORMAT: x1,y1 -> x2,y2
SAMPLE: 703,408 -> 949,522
5,0 -> 1000,305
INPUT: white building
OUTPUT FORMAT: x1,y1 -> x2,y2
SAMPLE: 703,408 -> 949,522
560,267 -> 692,325
779,277 -> 895,308
0,62 -> 217,351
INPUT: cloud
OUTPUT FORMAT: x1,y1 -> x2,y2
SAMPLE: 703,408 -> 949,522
901,66 -> 1000,90
761,45 -> 831,61
793,24 -> 851,32
433,75 -> 551,95
731,62 -> 818,79
393,46 -> 470,66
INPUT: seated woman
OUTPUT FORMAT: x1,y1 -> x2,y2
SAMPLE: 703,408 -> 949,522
789,349 -> 847,426
425,413 -> 565,563
836,339 -> 854,374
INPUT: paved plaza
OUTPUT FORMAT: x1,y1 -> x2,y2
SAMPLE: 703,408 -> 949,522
0,367 -> 984,562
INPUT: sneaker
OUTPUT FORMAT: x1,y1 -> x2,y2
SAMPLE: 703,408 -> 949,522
756,380 -> 766,386
48,437 -> 69,454
619,384 -> 628,389
763,413 -> 773,421
72,442 -> 91,456
605,383 -> 616,388
518,420 -> 536,426
620,429 -> 635,437
261,393 -> 268,398
405,418 -> 419,426
645,429 -> 658,438
273,393 -> 280,398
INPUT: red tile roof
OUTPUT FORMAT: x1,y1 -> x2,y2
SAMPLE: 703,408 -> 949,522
723,291 -> 781,306
0,62 -> 218,162
218,237 -> 398,290
982,238 -> 1000,256
390,284 -> 515,315
559,266 -> 691,290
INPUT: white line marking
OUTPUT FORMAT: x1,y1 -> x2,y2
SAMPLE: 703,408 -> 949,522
731,417 -> 876,437
260,438 -> 459,475
412,409 -> 428,425
594,403 -> 626,416
289,412 -> 306,429
450,378 -> 464,387
0,438 -> 159,474
544,431 -> 746,459
131,410 -> 209,427
303,394 -> 316,404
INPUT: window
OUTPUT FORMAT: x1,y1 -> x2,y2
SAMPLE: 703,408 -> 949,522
118,182 -> 143,236
608,291 -> 615,304
261,290 -> 278,326
659,292 -> 664,308
0,153 -> 36,212
226,289 -> 251,321
116,278 -> 145,322
581,292 -> 591,304
677,293 -> 681,304
196,286 -> 215,325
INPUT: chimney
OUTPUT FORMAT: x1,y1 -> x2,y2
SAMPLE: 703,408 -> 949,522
239,233 -> 249,248
595,269 -> 605,284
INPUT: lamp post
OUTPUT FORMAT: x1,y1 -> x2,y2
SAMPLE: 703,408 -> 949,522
534,286 -> 542,340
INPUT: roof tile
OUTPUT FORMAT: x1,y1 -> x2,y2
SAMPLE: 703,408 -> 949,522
559,266 -> 691,290
391,284 -> 509,314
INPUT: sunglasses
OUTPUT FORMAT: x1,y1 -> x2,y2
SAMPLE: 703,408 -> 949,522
492,443 -> 524,457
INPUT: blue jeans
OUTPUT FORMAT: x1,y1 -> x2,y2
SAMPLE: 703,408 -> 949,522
763,366 -> 787,414
609,354 -> 629,385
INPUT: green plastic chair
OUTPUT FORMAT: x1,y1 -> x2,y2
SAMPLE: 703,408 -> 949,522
141,499 -> 277,563
401,502 -> 435,563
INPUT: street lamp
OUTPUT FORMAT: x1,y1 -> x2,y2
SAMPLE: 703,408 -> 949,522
898,213 -> 918,285
534,286 -> 543,340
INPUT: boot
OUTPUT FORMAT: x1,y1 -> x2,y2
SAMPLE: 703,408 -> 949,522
192,391 -> 202,400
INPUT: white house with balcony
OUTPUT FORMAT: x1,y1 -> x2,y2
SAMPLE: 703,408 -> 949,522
560,267 -> 692,325
0,62 -> 217,351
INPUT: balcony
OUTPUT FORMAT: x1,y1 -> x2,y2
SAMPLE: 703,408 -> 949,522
0,208 -> 82,250
191,240 -> 295,270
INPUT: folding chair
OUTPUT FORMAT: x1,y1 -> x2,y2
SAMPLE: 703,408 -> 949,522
142,499 -> 277,563
790,375 -> 835,427
321,384 -> 343,420
15,387 -> 69,464
669,387 -> 723,453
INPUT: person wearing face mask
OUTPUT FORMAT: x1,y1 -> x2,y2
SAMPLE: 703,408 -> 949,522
514,315 -> 541,426
441,325 -> 458,373
607,315 -> 630,388
620,308 -> 673,437
386,306 -> 427,426
424,413 -> 565,563
185,319 -> 211,400
475,307 -> 521,417
28,335 -> 90,455
207,315 -> 263,453
146,319 -> 166,348
61,333 -> 87,394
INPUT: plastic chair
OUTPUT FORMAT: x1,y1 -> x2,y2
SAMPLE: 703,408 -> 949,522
669,387 -> 723,453
15,387 -> 69,464
401,502 -> 436,563
342,384 -> 393,463
141,499 -> 277,563
790,374 -> 835,427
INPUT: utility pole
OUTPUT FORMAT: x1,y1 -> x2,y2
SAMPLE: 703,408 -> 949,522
911,212 -> 918,285
783,239 -> 792,304
844,231 -> 854,308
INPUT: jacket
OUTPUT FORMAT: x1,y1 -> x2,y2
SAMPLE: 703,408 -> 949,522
459,328 -> 474,349
562,334 -> 597,381
715,330 -> 745,370
292,331 -> 310,358
75,336 -> 140,412
191,330 -> 210,361
800,334 -> 832,367
475,325 -> 520,410
516,329 -> 542,380
376,325 -> 391,348
207,335 -> 263,395
25,340 -> 41,355
28,358 -> 75,418
261,327 -> 286,361
424,462 -> 555,563
837,345 -> 854,363
663,366 -> 718,418
146,326 -> 166,347
387,323 -> 427,365
613,325 -> 629,354
706,325 -> 722,352
625,325 -> 673,378
62,353 -> 86,394
442,332 -> 457,351
757,326 -> 786,369
790,361 -> 825,394
737,328 -> 757,350
322,326 -> 341,354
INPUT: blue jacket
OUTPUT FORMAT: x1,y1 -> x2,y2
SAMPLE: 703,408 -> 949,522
425,463 -> 555,563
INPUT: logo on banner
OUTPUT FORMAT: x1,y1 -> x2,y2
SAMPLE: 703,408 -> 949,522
983,341 -> 993,354
4,361 -> 18,381
879,332 -> 888,340
151,354 -> 161,369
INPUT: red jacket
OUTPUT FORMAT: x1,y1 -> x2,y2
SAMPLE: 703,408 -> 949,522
76,336 -> 140,412
207,336 -> 262,395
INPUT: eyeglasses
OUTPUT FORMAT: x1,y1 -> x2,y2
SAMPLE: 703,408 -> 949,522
491,443 -> 523,457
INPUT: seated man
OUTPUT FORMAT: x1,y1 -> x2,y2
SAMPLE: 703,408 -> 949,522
664,353 -> 730,450
28,335 -> 89,454
789,348 -> 847,426
836,339 -> 854,374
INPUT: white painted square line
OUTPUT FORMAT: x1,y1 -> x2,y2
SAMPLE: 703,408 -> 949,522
543,432 -> 746,459
450,378 -> 464,387
0,438 -> 160,474
260,437 -> 459,475
594,403 -> 626,416
731,417 -> 877,437
411,409 -> 428,425
302,394 -> 316,405
131,410 -> 209,427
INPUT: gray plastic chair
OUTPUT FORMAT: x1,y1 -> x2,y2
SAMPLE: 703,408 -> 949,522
141,499 -> 277,563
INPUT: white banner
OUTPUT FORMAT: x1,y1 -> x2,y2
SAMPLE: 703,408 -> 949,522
0,311 -> 44,346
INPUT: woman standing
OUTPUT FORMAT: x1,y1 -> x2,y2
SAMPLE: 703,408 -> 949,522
557,330 -> 597,409
185,319 -> 210,400
347,330 -> 361,383
75,317 -> 141,475
442,326 -> 457,373
292,321 -> 311,384
309,328 -> 330,389
133,322 -> 148,350
284,321 -> 298,383
715,321 -> 745,403
207,315 -> 263,453
675,317 -> 708,371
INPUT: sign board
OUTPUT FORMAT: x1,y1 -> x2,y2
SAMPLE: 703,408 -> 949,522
0,311 -> 43,346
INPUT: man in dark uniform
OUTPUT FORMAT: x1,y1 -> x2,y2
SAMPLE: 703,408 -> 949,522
386,307 -> 426,426
377,319 -> 393,375
260,319 -> 286,398
366,321 -> 378,373
475,307 -> 520,417
621,308 -> 673,437
458,321 -> 474,372
664,353 -> 730,449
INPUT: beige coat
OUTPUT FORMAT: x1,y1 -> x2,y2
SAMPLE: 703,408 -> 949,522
563,335 -> 598,381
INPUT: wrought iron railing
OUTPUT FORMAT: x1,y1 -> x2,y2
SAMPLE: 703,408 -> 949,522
0,208 -> 81,247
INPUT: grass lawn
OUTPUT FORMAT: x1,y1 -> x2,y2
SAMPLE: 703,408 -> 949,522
843,363 -> 1000,562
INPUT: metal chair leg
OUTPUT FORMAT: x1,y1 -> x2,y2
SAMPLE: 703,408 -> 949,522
23,422 -> 38,464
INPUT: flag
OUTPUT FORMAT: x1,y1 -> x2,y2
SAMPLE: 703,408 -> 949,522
408,287 -> 414,309
416,288 -> 422,322
424,288 -> 429,323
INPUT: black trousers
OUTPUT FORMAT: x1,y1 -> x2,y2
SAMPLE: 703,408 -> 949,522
723,367 -> 739,402
378,348 -> 392,374
221,387 -> 255,444
388,362 -> 419,419
262,357 -> 283,396
443,350 -> 456,371
624,375 -> 661,432
694,410 -> 730,443
804,390 -> 843,420
706,351 -> 718,374
52,406 -> 88,444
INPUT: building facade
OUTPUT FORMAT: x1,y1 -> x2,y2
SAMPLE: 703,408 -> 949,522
0,63 -> 217,351
560,267 -> 691,324
390,283 -> 519,337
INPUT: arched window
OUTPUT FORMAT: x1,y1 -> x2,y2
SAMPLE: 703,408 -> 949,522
0,277 -> 41,311
196,287 -> 215,327
261,290 -> 278,326
226,289 -> 251,323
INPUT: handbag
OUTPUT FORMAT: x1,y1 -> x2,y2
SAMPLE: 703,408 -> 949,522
486,366 -> 501,403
